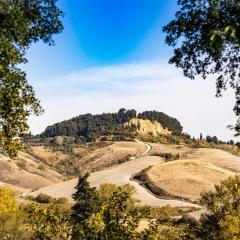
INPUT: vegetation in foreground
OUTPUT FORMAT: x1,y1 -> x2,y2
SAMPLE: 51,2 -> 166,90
0,174 -> 240,239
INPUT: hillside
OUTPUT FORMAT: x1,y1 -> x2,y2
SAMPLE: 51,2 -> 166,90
28,140 -> 240,210
134,145 -> 240,202
135,160 -> 234,202
39,108 -> 182,141
0,152 -> 64,190
0,141 -> 149,191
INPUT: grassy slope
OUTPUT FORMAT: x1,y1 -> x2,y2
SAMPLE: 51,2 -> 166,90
134,146 -> 240,202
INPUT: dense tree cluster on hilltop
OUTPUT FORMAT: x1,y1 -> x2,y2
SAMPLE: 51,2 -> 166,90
40,108 -> 183,140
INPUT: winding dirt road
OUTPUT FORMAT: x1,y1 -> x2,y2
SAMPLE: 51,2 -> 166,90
30,140 -> 199,208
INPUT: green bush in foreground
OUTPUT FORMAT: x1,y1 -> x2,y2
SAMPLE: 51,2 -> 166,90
197,175 -> 240,240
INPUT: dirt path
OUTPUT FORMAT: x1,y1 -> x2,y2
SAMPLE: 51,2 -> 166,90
30,140 -> 199,208
134,139 -> 152,155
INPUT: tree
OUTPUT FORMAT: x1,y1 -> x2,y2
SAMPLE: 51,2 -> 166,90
98,184 -> 140,240
75,183 -> 140,240
27,203 -> 72,240
71,173 -> 100,239
197,175 -> 240,240
0,0 -> 63,157
164,0 -> 240,135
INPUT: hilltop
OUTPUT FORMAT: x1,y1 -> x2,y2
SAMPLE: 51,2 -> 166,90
39,108 -> 182,142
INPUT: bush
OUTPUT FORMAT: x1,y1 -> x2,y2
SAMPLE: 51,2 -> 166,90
55,197 -> 69,205
0,187 -> 27,239
117,155 -> 131,164
100,136 -> 108,141
37,164 -> 46,171
151,152 -> 180,161
35,193 -> 54,204
197,175 -> 240,239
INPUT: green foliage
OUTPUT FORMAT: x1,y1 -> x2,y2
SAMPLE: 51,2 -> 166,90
141,132 -> 213,149
35,193 -> 54,204
140,222 -> 192,240
72,173 -> 100,222
27,203 -> 72,240
164,0 -> 240,135
151,152 -> 180,162
0,0 -> 63,157
71,182 -> 141,240
55,197 -> 69,205
0,186 -> 27,239
0,186 -> 17,216
197,175 -> 240,239
30,193 -> 70,207
136,205 -> 198,223
6,178 -> 240,240
41,109 -> 183,140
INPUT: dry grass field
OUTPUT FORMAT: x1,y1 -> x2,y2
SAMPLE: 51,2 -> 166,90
30,142 -> 146,174
0,141 -> 145,190
30,154 -> 198,208
31,146 -> 70,164
187,148 -> 240,172
142,160 -> 235,202
149,143 -> 191,157
0,152 -> 64,190
29,142 -> 199,208
78,141 -> 146,172
135,144 -> 240,202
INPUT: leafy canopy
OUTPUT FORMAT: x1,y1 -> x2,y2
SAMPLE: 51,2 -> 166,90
164,0 -> 240,135
0,0 -> 63,157
198,175 -> 240,240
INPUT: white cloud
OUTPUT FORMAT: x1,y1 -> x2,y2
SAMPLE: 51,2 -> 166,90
29,62 -> 238,141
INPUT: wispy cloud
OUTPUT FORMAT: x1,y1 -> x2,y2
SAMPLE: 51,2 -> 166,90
35,63 -> 181,88
29,62 -> 237,141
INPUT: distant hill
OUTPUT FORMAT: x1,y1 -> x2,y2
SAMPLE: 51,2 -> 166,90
40,108 -> 183,141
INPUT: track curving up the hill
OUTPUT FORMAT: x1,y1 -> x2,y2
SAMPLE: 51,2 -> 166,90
30,140 -> 200,209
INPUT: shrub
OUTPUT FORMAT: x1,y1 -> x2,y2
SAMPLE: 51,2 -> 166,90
0,187 -> 27,239
151,152 -> 180,161
37,164 -> 46,171
35,193 -> 54,204
198,175 -> 240,239
100,136 -> 108,141
117,155 -> 131,164
55,197 -> 69,205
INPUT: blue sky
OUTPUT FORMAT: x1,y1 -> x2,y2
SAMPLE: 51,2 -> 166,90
25,0 -> 237,141
25,0 -> 177,77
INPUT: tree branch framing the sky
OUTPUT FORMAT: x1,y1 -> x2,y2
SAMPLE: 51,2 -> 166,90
164,0 -> 240,136
0,0 -> 63,157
